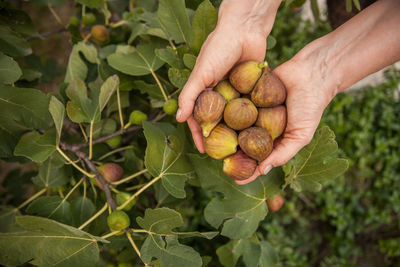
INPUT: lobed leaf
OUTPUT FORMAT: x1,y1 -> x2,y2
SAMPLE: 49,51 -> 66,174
14,129 -> 57,162
31,156 -> 70,188
65,42 -> 98,83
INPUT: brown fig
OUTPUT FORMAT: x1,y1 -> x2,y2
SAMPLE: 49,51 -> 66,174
223,150 -> 257,180
229,61 -> 267,94
251,69 -> 286,107
224,98 -> 258,130
91,25 -> 109,43
194,90 -> 226,137
96,163 -> 124,190
204,124 -> 238,159
215,80 -> 240,102
238,127 -> 273,161
256,105 -> 287,139
266,194 -> 284,212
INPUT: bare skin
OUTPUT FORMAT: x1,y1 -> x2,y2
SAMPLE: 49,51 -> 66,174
177,0 -> 400,185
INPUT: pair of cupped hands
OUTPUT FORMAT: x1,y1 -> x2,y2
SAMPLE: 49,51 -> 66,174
176,23 -> 333,185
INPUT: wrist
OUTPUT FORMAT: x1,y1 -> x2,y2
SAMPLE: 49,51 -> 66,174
217,0 -> 282,37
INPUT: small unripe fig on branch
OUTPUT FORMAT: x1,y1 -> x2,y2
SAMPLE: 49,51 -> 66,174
238,127 -> 273,162
107,210 -> 130,231
224,98 -> 258,130
163,99 -> 178,115
256,105 -> 287,139
194,90 -> 226,137
223,150 -> 257,180
266,194 -> 284,212
214,80 -> 240,102
129,110 -> 147,125
229,61 -> 267,94
251,69 -> 286,107
204,124 -> 238,159
116,192 -> 136,211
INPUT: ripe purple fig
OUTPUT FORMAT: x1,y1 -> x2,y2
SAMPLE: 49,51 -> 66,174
229,61 -> 267,94
204,124 -> 238,159
214,80 -> 240,102
96,163 -> 124,190
238,127 -> 273,162
194,90 -> 226,137
224,98 -> 258,131
266,194 -> 284,212
255,105 -> 287,139
251,69 -> 286,107
223,150 -> 257,180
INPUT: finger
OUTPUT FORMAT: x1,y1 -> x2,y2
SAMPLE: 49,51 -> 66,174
187,116 -> 205,153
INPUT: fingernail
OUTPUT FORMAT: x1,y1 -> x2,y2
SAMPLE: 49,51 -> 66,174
263,165 -> 272,175
176,108 -> 182,120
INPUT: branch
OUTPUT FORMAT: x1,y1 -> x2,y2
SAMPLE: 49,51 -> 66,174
27,28 -> 67,41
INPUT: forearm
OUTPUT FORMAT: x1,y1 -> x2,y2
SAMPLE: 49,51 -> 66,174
217,0 -> 282,36
294,0 -> 400,97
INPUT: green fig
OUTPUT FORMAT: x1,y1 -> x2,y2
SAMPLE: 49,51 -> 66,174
204,124 -> 238,159
194,90 -> 226,137
238,127 -> 273,161
107,210 -> 130,231
251,69 -> 286,107
266,194 -> 284,212
223,150 -> 257,180
214,80 -> 240,102
224,98 -> 258,130
229,61 -> 267,94
255,105 -> 287,139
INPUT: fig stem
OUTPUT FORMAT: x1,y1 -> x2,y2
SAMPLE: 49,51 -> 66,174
88,120 -> 94,160
112,168 -> 148,186
78,123 -> 88,142
48,5 -> 65,28
117,86 -> 125,130
78,203 -> 108,230
126,232 -> 149,266
258,61 -> 268,69
16,187 -> 47,210
151,70 -> 169,101
63,178 -> 84,201
56,146 -> 94,178
101,230 -> 121,239
98,145 -> 135,161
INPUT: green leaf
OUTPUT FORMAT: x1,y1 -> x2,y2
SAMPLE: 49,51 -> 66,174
143,122 -> 195,198
0,52 -> 22,84
0,216 -> 104,266
14,129 -> 57,162
49,96 -> 65,145
76,0 -> 104,8
283,126 -> 349,192
27,196 -> 72,225
0,26 -> 32,57
107,43 -> 165,76
259,241 -> 279,267
183,53 -> 196,70
71,197 -> 95,227
188,154 -> 283,239
66,101 -> 88,123
168,68 -> 190,88
65,42 -> 98,83
20,68 -> 42,81
31,156 -> 70,188
188,0 -> 217,55
99,75 -> 119,112
0,206 -> 21,232
157,0 -> 191,44
0,8 -> 39,37
155,48 -> 185,68
137,208 -> 203,267
132,80 -> 164,99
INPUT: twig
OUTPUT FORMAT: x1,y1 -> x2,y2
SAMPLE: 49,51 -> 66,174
26,28 -> 67,41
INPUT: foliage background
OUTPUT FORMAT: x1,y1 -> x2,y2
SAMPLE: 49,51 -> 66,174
0,0 -> 399,266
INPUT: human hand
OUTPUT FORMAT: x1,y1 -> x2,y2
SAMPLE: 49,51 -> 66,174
176,0 -> 282,153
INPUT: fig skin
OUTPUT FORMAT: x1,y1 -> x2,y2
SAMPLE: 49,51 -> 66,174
256,105 -> 287,139
229,61 -> 267,94
224,98 -> 258,130
215,80 -> 240,102
194,90 -> 226,137
96,163 -> 124,190
223,150 -> 257,180
251,69 -> 287,107
204,124 -> 238,159
91,25 -> 109,43
238,127 -> 273,162
266,194 -> 284,212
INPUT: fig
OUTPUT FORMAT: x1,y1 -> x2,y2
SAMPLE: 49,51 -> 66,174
91,25 -> 109,43
224,98 -> 258,130
214,80 -> 240,102
238,127 -> 273,161
82,12 -> 96,25
107,210 -> 130,231
204,124 -> 238,159
163,99 -> 178,115
255,105 -> 287,139
194,90 -> 226,137
116,191 -> 136,211
129,110 -> 147,125
106,135 -> 122,148
97,163 -> 124,189
266,194 -> 284,212
223,150 -> 257,180
251,69 -> 286,107
229,61 -> 267,94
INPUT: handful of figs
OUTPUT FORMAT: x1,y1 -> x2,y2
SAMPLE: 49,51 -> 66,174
193,61 -> 287,181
